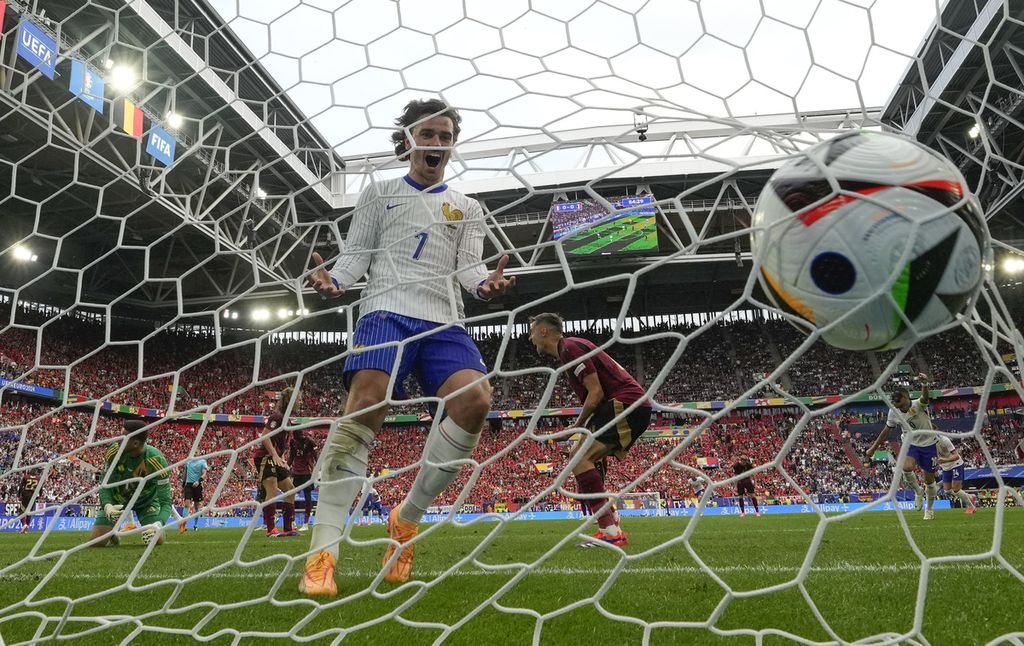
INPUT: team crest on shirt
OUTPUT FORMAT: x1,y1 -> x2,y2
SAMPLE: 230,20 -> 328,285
441,203 -> 463,222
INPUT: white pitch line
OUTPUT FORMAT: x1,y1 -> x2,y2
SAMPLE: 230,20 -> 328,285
0,561 -> 1010,582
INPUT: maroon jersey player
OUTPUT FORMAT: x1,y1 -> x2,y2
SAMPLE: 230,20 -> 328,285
528,312 -> 652,547
254,387 -> 301,537
288,429 -> 319,531
18,471 -> 40,534
732,455 -> 760,517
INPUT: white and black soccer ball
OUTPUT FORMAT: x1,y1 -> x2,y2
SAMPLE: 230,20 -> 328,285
751,131 -> 988,351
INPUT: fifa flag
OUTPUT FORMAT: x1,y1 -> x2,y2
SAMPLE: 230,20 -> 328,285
16,17 -> 57,80
145,125 -> 176,166
113,98 -> 144,137
68,60 -> 104,114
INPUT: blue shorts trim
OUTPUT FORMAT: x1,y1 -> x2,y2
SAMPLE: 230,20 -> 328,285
343,311 -> 487,398
906,443 -> 938,473
941,465 -> 965,484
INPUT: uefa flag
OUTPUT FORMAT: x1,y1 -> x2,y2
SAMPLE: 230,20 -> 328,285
16,17 -> 57,80
112,98 -> 143,137
69,60 -> 104,114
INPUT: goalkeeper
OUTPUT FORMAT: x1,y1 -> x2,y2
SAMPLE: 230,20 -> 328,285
88,419 -> 173,547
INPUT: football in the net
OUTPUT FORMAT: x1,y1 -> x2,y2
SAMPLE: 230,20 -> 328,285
750,131 -> 988,351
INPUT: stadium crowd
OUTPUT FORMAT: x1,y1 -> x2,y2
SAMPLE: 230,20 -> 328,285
0,310 -> 1011,417
1,309 -> 1021,515
2,395 -> 1019,515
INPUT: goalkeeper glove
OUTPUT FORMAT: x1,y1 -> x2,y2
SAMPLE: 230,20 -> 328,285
141,523 -> 162,545
104,504 -> 124,522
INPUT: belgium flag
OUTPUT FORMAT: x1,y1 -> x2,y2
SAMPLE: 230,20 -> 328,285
112,98 -> 144,137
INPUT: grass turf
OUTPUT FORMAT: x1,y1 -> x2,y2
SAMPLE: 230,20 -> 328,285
0,509 -> 1020,645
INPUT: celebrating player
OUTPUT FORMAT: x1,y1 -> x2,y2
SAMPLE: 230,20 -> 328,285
17,469 -> 40,534
88,420 -> 173,547
528,312 -> 652,547
732,455 -> 761,517
866,374 -> 938,520
179,455 -> 209,534
936,434 -> 977,515
359,484 -> 388,526
302,98 -> 516,595
288,429 -> 318,531
254,387 -> 301,538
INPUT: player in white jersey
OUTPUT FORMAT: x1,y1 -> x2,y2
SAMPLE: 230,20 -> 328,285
936,435 -> 977,515
866,373 -> 939,519
301,99 -> 515,596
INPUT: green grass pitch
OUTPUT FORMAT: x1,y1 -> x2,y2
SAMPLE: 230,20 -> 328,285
0,510 -> 1021,645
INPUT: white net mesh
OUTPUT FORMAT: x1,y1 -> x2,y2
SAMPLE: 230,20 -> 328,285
1,0 -> 1023,643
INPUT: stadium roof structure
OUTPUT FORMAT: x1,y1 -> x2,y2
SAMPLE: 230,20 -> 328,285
2,0 -> 1020,332
881,0 -> 1024,250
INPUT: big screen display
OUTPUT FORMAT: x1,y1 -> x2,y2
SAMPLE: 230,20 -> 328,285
549,195 -> 659,256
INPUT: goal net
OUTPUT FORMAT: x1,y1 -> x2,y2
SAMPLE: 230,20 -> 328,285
0,0 -> 1022,644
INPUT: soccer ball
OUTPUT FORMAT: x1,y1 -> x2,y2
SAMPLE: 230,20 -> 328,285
751,131 -> 988,351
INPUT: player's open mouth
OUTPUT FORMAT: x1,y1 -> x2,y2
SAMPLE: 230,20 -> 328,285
425,153 -> 442,168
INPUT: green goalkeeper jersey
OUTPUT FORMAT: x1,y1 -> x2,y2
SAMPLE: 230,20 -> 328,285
98,443 -> 172,510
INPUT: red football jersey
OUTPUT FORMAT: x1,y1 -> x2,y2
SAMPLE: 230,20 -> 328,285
253,410 -> 289,460
558,337 -> 647,406
289,435 -> 318,476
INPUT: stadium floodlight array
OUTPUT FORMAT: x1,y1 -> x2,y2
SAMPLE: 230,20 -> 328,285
0,0 -> 1022,644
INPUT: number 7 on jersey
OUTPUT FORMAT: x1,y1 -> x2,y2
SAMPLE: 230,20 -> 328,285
412,231 -> 428,260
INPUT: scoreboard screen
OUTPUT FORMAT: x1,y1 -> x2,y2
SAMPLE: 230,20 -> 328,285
548,195 -> 659,257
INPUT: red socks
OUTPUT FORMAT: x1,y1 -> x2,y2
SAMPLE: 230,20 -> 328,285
262,505 -> 276,532
283,502 -> 295,532
575,468 -> 615,529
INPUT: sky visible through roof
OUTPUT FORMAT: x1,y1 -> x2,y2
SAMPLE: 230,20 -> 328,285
207,0 -> 941,169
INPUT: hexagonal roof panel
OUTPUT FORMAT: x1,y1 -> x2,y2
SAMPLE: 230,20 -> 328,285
204,0 -> 941,186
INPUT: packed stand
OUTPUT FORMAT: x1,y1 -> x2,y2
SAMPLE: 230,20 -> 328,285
914,328 -> 988,389
771,322 -> 877,397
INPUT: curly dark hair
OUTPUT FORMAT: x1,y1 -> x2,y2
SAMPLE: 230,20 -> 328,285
390,98 -> 461,158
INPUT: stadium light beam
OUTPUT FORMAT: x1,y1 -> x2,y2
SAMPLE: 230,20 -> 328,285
277,308 -> 289,319
256,187 -> 268,200
109,64 -> 137,91
13,246 -> 33,261
252,309 -> 270,321
1003,256 -> 1024,274
968,123 -> 980,139
230,312 -> 238,320
167,111 -> 184,129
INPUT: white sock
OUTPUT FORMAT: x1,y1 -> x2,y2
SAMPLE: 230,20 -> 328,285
902,471 -> 923,495
603,524 -> 622,537
401,417 -> 481,524
925,483 -> 938,510
310,419 -> 374,560
955,489 -> 973,507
